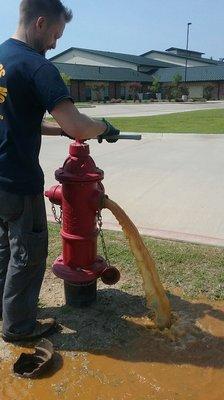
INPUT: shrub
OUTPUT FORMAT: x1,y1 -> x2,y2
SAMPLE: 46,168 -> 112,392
181,84 -> 189,96
203,85 -> 215,100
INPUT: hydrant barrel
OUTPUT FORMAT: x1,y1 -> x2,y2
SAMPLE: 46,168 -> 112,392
45,139 -> 120,306
61,181 -> 101,267
52,140 -> 108,285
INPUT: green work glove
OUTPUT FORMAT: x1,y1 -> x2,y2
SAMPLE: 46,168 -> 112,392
98,118 -> 120,143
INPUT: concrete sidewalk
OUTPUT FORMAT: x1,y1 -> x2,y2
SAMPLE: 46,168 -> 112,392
41,133 -> 224,247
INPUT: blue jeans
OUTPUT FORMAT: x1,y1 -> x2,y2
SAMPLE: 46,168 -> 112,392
0,190 -> 48,336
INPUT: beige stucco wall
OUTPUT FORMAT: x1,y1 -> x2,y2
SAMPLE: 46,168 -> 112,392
188,82 -> 219,99
145,52 -> 211,67
53,49 -> 137,70
188,85 -> 204,98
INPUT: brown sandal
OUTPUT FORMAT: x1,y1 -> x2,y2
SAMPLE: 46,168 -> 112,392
13,338 -> 54,378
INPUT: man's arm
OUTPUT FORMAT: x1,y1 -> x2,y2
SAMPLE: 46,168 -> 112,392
50,99 -> 107,140
41,120 -> 62,136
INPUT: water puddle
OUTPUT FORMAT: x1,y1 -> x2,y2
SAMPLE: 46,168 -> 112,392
0,298 -> 223,400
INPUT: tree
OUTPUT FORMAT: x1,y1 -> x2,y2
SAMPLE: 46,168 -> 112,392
164,74 -> 189,101
150,77 -> 161,97
86,81 -> 108,102
181,83 -> 189,96
204,84 -> 215,100
171,73 -> 183,101
127,82 -> 142,102
60,73 -> 72,95
60,73 -> 71,86
173,73 -> 182,86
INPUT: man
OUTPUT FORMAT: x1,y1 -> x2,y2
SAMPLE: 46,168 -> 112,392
0,0 -> 119,342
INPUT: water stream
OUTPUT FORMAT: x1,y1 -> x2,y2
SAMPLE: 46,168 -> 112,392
104,197 -> 171,329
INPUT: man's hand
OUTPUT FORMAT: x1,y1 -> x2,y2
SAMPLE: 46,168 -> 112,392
98,118 -> 120,143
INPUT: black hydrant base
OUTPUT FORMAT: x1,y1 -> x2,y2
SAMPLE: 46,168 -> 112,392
64,280 -> 97,307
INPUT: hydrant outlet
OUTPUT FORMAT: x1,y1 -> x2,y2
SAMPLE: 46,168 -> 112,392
101,267 -> 121,285
45,185 -> 62,205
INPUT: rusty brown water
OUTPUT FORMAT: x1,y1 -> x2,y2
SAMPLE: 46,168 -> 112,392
1,201 -> 224,398
104,197 -> 171,329
0,299 -> 224,400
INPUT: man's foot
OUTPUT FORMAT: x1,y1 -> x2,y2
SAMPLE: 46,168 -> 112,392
2,318 -> 57,343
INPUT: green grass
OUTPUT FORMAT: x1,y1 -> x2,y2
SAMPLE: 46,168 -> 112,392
46,109 -> 224,134
48,223 -> 224,300
107,109 -> 224,134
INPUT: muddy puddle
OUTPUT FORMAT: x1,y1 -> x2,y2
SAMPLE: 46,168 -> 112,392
0,294 -> 223,400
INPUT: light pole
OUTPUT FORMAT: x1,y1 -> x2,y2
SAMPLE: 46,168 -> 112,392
184,22 -> 192,83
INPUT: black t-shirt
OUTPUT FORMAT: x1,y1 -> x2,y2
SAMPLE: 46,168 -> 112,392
0,38 -> 72,195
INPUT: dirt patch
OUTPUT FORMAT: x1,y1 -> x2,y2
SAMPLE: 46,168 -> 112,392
37,269 -> 224,358
0,269 -> 224,400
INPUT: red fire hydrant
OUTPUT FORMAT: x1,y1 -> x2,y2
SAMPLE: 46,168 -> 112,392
45,139 -> 120,306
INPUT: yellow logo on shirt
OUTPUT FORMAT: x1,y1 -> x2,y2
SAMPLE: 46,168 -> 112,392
0,87 -> 7,104
0,64 -> 7,120
0,64 -> 5,78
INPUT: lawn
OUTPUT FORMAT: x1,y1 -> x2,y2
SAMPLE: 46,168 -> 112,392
107,109 -> 224,134
48,223 -> 224,300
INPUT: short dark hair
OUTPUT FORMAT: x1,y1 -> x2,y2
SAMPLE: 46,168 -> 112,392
20,0 -> 73,25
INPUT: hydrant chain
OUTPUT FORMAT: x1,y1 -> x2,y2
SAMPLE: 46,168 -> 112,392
52,203 -> 62,225
97,211 -> 110,267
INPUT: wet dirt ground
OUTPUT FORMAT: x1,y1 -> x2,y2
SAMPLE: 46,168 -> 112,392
0,284 -> 223,400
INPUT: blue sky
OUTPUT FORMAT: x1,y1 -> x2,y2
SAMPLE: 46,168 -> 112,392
1,0 -> 224,60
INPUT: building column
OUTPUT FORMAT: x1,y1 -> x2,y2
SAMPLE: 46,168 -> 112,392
70,81 -> 79,102
115,83 -> 121,98
109,83 -> 116,99
79,82 -> 86,102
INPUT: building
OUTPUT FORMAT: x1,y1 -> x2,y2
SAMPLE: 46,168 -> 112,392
141,47 -> 219,67
50,47 -> 170,101
153,65 -> 224,99
50,47 -> 224,101
54,62 -> 152,101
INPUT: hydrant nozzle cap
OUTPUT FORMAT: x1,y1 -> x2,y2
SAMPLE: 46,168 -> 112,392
69,141 -> 90,157
55,141 -> 104,183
